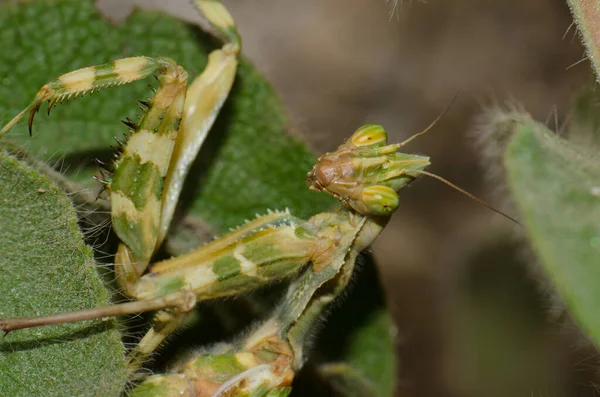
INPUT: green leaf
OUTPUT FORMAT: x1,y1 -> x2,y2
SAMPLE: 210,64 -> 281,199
0,149 -> 126,396
449,239 -> 563,396
315,255 -> 397,397
0,0 -> 397,396
503,114 -> 600,344
317,363 -> 377,397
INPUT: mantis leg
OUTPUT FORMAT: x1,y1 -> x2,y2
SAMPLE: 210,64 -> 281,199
0,56 -> 186,139
115,0 -> 241,293
122,3 -> 241,369
125,309 -> 193,377
0,2 -> 241,299
110,63 -> 188,295
124,210 -> 319,374
0,54 -> 190,296
129,211 -> 370,396
158,0 -> 241,245
0,210 -> 319,375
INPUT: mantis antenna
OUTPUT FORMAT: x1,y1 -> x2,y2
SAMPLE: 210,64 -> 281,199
413,169 -> 521,225
399,93 -> 459,147
397,93 -> 520,225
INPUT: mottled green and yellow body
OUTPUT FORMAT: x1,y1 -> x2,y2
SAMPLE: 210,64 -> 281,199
110,57 -> 188,283
124,123 -> 429,395
0,2 -> 434,396
132,210 -> 313,300
0,55 -> 190,285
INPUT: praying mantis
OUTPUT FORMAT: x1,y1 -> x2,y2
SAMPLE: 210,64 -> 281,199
0,1 -> 517,396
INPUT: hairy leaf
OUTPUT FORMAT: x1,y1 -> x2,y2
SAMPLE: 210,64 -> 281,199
0,149 -> 126,396
504,114 -> 600,344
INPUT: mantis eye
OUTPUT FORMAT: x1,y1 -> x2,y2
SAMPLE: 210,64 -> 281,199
350,124 -> 388,147
360,185 -> 399,216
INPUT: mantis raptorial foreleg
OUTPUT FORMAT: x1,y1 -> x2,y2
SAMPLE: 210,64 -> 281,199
118,2 -> 241,370
0,0 -> 240,373
3,54 -> 190,292
159,0 -> 240,247
0,0 -> 240,294
111,0 -> 241,296
124,210 -> 318,372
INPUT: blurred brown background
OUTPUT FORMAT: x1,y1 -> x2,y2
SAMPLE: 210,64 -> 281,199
100,0 -> 597,395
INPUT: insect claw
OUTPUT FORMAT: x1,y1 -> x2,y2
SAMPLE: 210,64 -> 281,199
27,104 -> 42,136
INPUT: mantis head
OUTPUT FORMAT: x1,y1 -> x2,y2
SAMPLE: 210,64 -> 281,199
307,124 -> 430,217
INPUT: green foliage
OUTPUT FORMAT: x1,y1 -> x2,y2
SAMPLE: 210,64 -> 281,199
486,106 -> 600,345
0,149 -> 126,396
0,0 -> 396,395
316,255 -> 397,397
318,363 -> 378,397
451,239 -> 563,396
